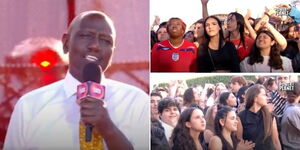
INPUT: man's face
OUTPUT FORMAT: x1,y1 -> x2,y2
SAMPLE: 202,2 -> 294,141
160,106 -> 180,127
230,82 -> 241,93
277,75 -> 290,84
64,14 -> 115,82
151,96 -> 161,114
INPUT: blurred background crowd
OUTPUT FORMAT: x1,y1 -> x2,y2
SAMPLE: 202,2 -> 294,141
151,74 -> 300,149
151,0 -> 300,72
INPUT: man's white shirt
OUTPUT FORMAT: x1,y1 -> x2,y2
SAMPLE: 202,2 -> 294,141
4,72 -> 149,150
160,120 -> 174,142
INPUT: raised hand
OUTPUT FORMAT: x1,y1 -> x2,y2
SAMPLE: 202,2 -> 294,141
245,9 -> 251,20
201,0 -> 209,4
153,15 -> 160,27
265,6 -> 276,16
260,21 -> 274,30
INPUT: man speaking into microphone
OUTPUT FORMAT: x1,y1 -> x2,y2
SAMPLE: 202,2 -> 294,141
4,11 -> 149,150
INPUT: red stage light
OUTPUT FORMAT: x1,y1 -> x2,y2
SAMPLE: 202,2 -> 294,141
30,48 -> 62,70
40,60 -> 51,67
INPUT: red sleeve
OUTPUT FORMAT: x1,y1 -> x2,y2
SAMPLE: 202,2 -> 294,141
151,43 -> 159,72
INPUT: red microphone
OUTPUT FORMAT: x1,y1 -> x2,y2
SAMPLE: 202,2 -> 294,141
76,63 -> 105,142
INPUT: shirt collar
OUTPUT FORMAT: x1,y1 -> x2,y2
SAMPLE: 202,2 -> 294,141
63,71 -> 108,98
159,120 -> 174,129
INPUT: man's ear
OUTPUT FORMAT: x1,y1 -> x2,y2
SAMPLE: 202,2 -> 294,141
62,33 -> 69,54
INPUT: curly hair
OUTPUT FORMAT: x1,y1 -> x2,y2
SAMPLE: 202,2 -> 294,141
248,30 -> 283,70
170,107 -> 204,150
214,106 -> 239,150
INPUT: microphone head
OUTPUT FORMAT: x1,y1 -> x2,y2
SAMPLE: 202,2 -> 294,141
82,63 -> 101,83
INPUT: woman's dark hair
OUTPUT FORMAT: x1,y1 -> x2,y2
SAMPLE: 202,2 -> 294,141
219,92 -> 231,106
236,85 -> 250,104
195,19 -> 204,24
286,82 -> 300,103
248,17 -> 255,28
156,22 -> 167,34
155,22 -> 167,42
227,12 -> 246,48
203,16 -> 225,51
263,77 -> 276,90
248,29 -> 283,70
214,106 -> 239,150
245,84 -> 272,141
282,23 -> 296,39
255,76 -> 267,85
184,31 -> 196,42
151,31 -> 158,49
183,88 -> 195,106
206,88 -> 214,98
171,107 -> 204,150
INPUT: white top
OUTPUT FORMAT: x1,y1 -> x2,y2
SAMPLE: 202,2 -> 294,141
160,120 -> 174,142
240,56 -> 293,72
3,72 -> 149,150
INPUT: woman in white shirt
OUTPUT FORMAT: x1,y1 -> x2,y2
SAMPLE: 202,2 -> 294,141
240,22 -> 293,72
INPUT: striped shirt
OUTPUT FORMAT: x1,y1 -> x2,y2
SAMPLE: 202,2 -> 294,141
271,90 -> 287,117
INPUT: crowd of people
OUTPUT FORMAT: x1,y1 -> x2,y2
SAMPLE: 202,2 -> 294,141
151,0 -> 300,72
151,75 -> 300,150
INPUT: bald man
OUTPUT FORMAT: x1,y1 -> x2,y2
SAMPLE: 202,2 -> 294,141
4,11 -> 149,150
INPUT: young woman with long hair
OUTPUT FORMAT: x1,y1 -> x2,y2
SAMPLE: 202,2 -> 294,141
198,16 -> 240,72
192,0 -> 209,48
193,19 -> 207,48
226,12 -> 254,61
240,22 -> 292,72
218,92 -> 238,108
182,87 -> 201,111
209,106 -> 255,150
237,84 -> 282,150
170,107 -> 207,150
